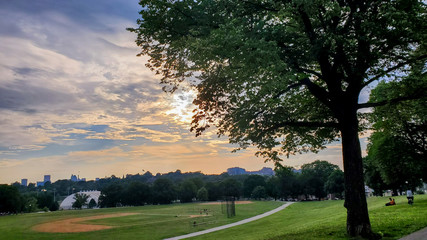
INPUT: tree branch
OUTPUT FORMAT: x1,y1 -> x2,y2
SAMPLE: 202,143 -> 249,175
358,92 -> 427,109
266,121 -> 340,132
273,80 -> 306,99
298,7 -> 317,44
301,78 -> 332,109
297,67 -> 324,80
362,54 -> 427,88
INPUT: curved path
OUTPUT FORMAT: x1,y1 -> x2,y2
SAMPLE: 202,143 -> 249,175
399,226 -> 427,240
164,201 -> 295,240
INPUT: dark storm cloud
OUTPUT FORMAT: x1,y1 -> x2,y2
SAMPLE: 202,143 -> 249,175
0,80 -> 77,112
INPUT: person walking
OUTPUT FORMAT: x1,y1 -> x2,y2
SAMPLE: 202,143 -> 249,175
406,190 -> 414,205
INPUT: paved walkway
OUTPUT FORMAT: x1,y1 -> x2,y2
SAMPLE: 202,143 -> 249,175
164,202 -> 294,240
399,226 -> 427,240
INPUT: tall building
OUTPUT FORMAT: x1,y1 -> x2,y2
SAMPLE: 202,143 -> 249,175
21,179 -> 28,186
44,175 -> 51,183
71,174 -> 78,182
71,174 -> 86,182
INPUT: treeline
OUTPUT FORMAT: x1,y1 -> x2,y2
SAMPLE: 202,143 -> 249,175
1,160 -> 345,213
0,184 -> 59,214
99,160 -> 345,207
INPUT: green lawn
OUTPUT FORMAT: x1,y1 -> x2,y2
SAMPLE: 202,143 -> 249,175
0,201 -> 282,240
1,196 -> 426,240
191,195 -> 427,240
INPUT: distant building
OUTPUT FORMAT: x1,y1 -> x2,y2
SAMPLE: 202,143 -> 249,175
71,174 -> 86,182
227,167 -> 247,175
36,181 -> 45,187
227,167 -> 274,176
21,179 -> 28,187
95,178 -> 100,181
59,191 -> 101,210
44,175 -> 51,183
71,174 -> 78,182
253,167 -> 275,176
365,186 -> 374,197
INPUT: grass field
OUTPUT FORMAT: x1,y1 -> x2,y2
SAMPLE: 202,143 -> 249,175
0,201 -> 282,240
1,195 -> 426,240
190,195 -> 427,240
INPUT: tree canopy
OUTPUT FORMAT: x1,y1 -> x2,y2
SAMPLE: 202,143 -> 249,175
129,1 -> 426,236
365,68 -> 427,193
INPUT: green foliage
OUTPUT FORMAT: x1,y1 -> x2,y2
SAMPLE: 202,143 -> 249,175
122,181 -> 151,206
220,178 -> 242,198
301,160 -> 340,199
196,187 -> 209,201
0,184 -> 22,214
274,165 -> 300,198
205,182 -> 222,201
99,183 -> 124,208
88,199 -> 97,209
72,193 -> 89,209
22,195 -> 38,213
129,0 -> 426,161
367,132 -> 423,191
178,179 -> 197,203
37,192 -> 58,211
251,186 -> 267,200
266,176 -> 280,200
367,67 -> 427,186
243,175 -> 266,198
324,170 -> 345,198
152,178 -> 176,204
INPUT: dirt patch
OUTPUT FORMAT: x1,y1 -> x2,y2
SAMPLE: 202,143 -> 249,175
199,201 -> 254,205
188,215 -> 209,218
33,213 -> 139,233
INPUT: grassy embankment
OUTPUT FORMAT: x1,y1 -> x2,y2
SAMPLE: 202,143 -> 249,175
192,195 -> 427,240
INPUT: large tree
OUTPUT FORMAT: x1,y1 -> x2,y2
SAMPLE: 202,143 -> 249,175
129,0 -> 426,237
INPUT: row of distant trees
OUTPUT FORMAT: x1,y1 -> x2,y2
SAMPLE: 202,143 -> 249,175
3,150 -> 424,214
0,184 -> 59,214
97,160 -> 345,207
1,161 -> 344,213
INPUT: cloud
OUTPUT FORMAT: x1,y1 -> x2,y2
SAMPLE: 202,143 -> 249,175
0,2 -> 180,154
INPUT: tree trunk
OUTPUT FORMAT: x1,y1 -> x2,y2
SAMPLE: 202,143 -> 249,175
340,112 -> 374,238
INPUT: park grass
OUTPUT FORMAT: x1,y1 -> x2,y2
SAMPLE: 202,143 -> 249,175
1,196 -> 426,240
0,201 -> 282,240
191,195 -> 427,240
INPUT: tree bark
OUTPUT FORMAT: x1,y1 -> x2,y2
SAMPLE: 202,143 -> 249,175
340,111 -> 374,238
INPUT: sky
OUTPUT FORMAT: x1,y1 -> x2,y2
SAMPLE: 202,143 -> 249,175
0,0 -> 370,184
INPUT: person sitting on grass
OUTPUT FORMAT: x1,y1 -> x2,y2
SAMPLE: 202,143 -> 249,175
385,198 -> 396,206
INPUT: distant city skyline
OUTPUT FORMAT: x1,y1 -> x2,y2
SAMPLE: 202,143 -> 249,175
0,0 -> 370,184
16,166 -> 275,185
